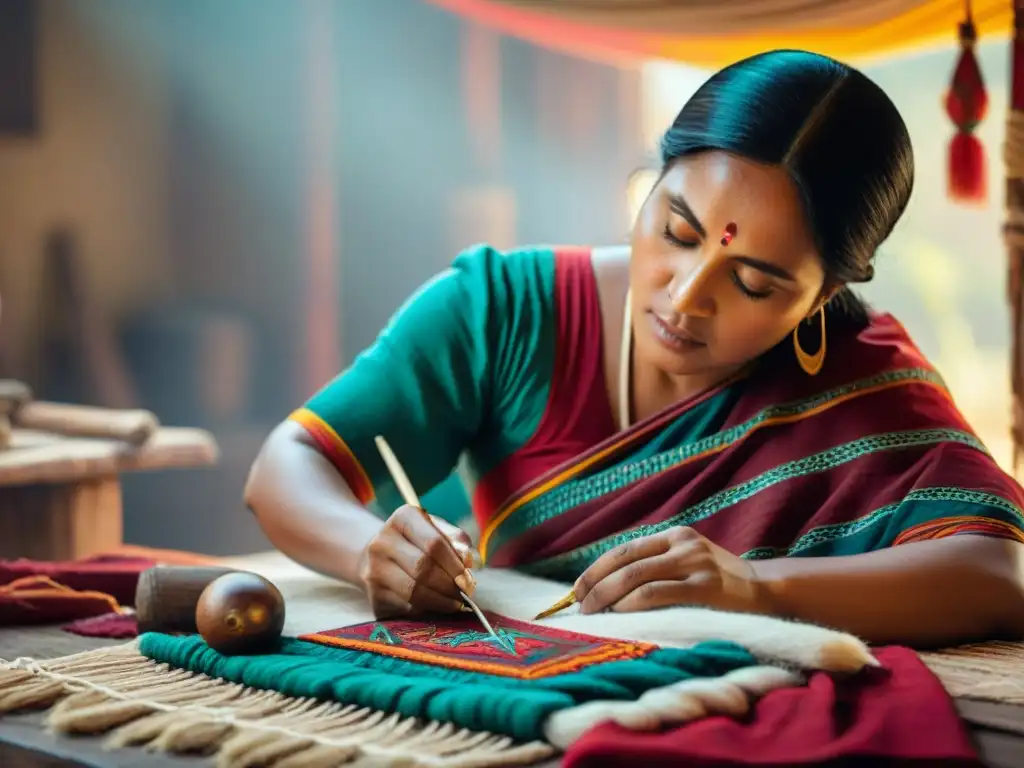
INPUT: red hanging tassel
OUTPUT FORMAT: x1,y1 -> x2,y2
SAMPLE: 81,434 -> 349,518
944,8 -> 988,204
948,132 -> 987,201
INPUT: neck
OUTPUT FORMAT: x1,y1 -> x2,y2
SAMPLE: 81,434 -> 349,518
630,352 -> 746,425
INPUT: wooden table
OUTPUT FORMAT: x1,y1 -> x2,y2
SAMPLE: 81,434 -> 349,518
0,424 -> 219,562
2,613 -> 1024,767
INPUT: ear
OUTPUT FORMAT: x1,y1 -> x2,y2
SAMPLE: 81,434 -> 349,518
808,283 -> 842,318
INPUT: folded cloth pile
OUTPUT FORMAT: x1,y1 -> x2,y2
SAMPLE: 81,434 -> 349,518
0,548 -> 218,635
564,646 -> 982,768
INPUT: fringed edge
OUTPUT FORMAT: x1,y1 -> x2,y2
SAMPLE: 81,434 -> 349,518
0,645 -> 555,768
0,646 -> 808,764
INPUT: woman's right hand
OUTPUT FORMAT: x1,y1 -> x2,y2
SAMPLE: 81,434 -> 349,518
357,504 -> 476,618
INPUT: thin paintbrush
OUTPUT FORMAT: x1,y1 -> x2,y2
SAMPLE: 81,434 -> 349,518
533,590 -> 577,620
373,435 -> 515,655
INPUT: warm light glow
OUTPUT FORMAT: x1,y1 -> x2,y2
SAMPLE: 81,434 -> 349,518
626,168 -> 659,225
640,61 -> 710,150
422,0 -> 1011,69
627,61 -> 710,226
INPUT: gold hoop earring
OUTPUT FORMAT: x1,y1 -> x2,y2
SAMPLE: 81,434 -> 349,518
794,307 -> 826,376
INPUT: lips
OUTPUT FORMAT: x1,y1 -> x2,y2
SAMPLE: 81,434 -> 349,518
651,312 -> 706,347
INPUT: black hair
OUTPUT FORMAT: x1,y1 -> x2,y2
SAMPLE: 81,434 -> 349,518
659,49 -> 914,333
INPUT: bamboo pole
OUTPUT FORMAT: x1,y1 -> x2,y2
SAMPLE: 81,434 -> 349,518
1008,1 -> 1024,476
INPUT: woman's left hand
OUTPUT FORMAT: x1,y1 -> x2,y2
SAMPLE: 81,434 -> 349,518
573,527 -> 766,614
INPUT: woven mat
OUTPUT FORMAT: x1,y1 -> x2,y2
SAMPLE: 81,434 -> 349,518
922,642 -> 1024,705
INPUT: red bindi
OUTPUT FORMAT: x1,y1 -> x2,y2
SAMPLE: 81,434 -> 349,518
720,222 -> 738,247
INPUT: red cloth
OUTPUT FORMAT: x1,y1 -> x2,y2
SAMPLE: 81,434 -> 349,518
0,555 -> 155,605
0,550 -> 221,633
63,611 -> 139,639
0,576 -> 124,626
0,555 -> 155,627
563,646 -> 982,767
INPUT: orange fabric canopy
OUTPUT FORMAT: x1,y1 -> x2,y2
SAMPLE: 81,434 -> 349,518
427,0 -> 1011,68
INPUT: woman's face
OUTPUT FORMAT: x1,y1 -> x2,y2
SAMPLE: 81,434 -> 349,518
629,151 -> 829,382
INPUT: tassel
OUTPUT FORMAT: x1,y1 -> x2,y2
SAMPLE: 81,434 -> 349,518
944,4 -> 989,204
949,132 -> 987,203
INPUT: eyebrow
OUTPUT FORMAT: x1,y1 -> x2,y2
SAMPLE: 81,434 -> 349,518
666,193 -> 796,283
667,194 -> 706,239
733,256 -> 796,282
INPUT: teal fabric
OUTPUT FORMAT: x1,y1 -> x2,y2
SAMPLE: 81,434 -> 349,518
420,472 -> 471,525
301,244 -> 558,517
138,633 -> 758,742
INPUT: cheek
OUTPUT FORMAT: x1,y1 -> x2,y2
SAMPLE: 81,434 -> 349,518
713,297 -> 808,361
628,242 -> 673,295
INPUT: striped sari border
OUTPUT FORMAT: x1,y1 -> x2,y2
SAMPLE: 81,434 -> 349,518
895,516 -> 1024,546
486,367 -> 947,561
519,428 -> 988,578
742,488 -> 1024,559
477,370 -> 747,560
289,408 -> 376,504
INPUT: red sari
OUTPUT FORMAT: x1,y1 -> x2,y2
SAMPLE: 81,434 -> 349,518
472,251 -> 1024,581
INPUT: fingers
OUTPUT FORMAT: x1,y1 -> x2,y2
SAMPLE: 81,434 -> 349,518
367,558 -> 464,615
388,535 -> 463,600
429,515 -> 479,568
579,551 -> 683,614
360,505 -> 478,618
610,580 -> 695,613
369,586 -> 412,619
575,534 -> 672,604
430,515 -> 473,549
392,506 -> 475,594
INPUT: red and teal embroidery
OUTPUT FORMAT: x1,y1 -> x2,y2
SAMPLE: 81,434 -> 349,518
301,613 -> 657,680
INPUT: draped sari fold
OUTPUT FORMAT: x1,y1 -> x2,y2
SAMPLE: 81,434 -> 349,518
480,314 -> 1024,581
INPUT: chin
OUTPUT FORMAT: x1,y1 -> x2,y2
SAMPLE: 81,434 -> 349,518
636,335 -> 711,377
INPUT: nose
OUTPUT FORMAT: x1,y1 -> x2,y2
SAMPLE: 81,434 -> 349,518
668,258 -> 716,318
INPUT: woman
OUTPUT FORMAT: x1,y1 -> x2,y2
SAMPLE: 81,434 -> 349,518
246,49 -> 1024,649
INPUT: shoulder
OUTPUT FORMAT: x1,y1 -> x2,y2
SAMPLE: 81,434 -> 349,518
844,311 -> 938,377
449,242 -> 620,322
590,243 -> 631,306
748,309 -> 946,417
450,243 -> 559,290
385,244 -> 563,342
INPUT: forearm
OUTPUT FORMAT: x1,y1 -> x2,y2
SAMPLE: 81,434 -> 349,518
244,421 -> 383,585
752,535 -> 1024,647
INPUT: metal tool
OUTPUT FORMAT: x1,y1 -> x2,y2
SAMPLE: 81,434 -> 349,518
374,435 -> 514,654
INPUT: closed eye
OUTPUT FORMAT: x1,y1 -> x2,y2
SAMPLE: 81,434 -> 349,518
730,271 -> 773,300
662,224 -> 698,249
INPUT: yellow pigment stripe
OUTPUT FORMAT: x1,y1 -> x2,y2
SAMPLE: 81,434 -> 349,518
289,408 -> 376,504
479,375 -> 950,561
895,516 -> 1024,547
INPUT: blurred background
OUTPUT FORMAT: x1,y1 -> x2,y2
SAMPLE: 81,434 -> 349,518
0,0 -> 1014,555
